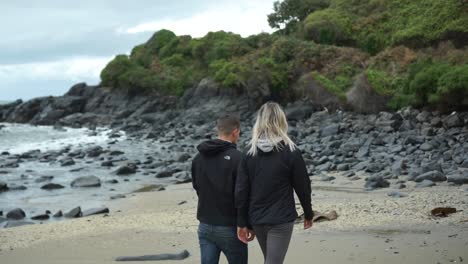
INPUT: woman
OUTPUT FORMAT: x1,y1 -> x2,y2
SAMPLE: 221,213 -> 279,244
235,102 -> 313,264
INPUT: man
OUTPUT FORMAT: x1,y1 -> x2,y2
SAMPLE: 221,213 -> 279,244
191,115 -> 254,264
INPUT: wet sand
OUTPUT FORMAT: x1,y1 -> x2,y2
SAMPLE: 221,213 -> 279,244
1,178 -> 467,263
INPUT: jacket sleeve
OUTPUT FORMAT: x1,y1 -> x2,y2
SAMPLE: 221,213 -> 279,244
191,156 -> 198,196
291,149 -> 314,220
235,154 -> 250,228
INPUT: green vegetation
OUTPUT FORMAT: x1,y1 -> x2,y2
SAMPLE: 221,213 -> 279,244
100,0 -> 467,111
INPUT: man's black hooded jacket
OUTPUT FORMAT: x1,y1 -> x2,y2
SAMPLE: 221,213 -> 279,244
191,139 -> 242,226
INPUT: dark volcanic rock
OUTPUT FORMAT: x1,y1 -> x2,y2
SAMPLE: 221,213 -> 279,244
60,158 -> 75,166
2,220 -> 34,228
82,207 -> 109,217
447,171 -> 468,185
174,171 -> 192,184
86,146 -> 104,157
41,183 -> 65,190
0,181 -> 8,192
8,184 -> 27,191
414,171 -> 447,183
177,153 -> 191,162
35,175 -> 54,183
31,214 -> 50,220
71,176 -> 101,187
115,163 -> 137,175
6,208 -> 26,220
53,210 -> 63,217
365,175 -> 390,190
416,179 -> 435,188
64,207 -> 82,218
443,113 -> 464,128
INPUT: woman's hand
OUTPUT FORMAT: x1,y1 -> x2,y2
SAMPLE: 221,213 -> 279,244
304,219 -> 313,230
237,227 -> 256,243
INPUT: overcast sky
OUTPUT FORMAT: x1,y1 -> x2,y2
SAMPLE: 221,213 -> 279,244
0,0 -> 275,101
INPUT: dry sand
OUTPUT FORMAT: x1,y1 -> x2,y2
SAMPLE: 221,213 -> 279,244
1,174 -> 468,263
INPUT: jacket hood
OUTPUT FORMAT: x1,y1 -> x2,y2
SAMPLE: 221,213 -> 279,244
197,139 -> 236,156
257,137 -> 283,153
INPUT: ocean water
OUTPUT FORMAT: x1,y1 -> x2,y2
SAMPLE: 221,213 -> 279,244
0,123 -> 113,154
0,122 -> 182,219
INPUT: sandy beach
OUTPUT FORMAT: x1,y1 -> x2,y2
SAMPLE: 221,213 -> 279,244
1,173 -> 467,264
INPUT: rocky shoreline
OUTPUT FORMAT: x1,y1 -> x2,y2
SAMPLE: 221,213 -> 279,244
0,81 -> 467,228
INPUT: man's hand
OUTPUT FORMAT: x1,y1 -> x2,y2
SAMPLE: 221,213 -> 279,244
247,229 -> 255,242
238,227 -> 256,243
304,219 -> 313,230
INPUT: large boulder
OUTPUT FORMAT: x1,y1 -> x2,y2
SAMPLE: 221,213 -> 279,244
82,207 -> 109,217
443,113 -> 464,128
414,171 -> 447,183
70,176 -> 101,188
41,183 -> 65,190
346,73 -> 390,114
64,207 -> 82,218
115,163 -> 137,175
292,73 -> 343,111
6,208 -> 26,220
0,181 -> 8,192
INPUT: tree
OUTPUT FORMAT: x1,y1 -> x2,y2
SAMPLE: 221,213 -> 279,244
267,0 -> 330,32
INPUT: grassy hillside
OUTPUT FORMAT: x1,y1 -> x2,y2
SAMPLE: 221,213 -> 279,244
100,0 -> 468,111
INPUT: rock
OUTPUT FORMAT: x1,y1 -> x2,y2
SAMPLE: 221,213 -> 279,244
41,183 -> 65,190
416,180 -> 435,188
8,184 -> 27,191
156,169 -> 179,178
387,191 -> 407,198
64,207 -> 82,218
106,179 -> 119,184
414,171 -> 447,182
420,143 -> 433,151
82,207 -> 109,217
110,194 -> 126,200
337,164 -> 350,171
320,124 -> 340,137
101,160 -> 114,167
71,176 -> 101,187
0,181 -> 9,192
60,158 -> 75,166
6,208 -> 26,220
447,171 -> 468,185
285,102 -> 316,121
346,73 -> 390,113
365,175 -> 390,190
174,171 -> 192,184
115,163 -> 137,175
177,153 -> 191,163
443,113 -> 464,128
35,175 -> 54,183
53,210 -> 63,217
133,184 -> 165,193
2,221 -> 34,228
318,175 -> 336,181
109,150 -> 125,156
31,214 -> 50,220
86,146 -> 104,157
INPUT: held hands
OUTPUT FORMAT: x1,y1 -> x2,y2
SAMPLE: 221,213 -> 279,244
237,227 -> 256,244
304,219 -> 313,230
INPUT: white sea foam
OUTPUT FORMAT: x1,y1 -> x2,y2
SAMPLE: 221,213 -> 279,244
0,123 -> 125,154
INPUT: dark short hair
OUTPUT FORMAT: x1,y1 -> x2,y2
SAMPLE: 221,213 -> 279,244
217,114 -> 240,135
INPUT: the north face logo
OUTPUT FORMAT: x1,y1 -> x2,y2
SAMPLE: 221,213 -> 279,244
224,155 -> 231,160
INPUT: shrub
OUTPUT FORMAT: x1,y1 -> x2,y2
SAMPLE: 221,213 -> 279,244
100,55 -> 133,88
145,29 -> 177,55
303,8 -> 353,45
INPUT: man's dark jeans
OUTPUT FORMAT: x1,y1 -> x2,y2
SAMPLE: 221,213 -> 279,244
198,222 -> 248,264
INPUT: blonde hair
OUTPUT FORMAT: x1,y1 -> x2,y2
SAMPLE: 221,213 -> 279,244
248,102 -> 296,156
